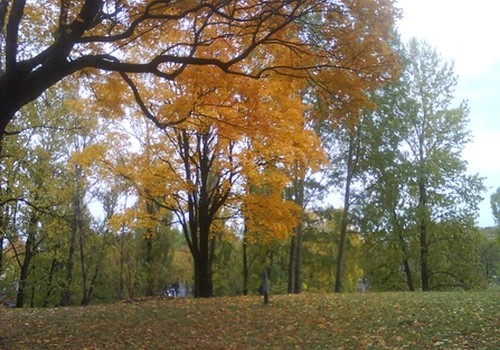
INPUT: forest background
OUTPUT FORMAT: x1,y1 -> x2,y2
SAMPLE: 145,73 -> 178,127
0,0 -> 499,308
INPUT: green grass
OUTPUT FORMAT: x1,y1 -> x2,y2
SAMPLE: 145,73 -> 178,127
1,291 -> 499,349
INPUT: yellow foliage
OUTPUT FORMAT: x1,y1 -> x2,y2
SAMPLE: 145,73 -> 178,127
68,144 -> 107,169
108,209 -> 136,234
242,190 -> 300,244
90,0 -> 400,246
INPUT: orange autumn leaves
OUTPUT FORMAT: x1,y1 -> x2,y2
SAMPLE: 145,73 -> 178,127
81,0 -> 400,243
99,65 -> 324,242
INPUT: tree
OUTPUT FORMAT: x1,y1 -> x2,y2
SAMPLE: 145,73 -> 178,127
354,56 -> 419,291
491,188 -> 500,228
1,99 -> 80,307
104,67 -> 319,297
0,0 -> 399,139
0,79 -> 131,307
301,207 -> 363,292
478,228 -> 500,283
402,39 -> 484,290
315,107 -> 372,293
1,0 -> 401,301
358,39 -> 485,291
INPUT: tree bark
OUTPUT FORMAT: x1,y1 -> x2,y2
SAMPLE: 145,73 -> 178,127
292,221 -> 304,294
84,259 -> 101,306
419,179 -> 430,291
334,201 -> 349,293
194,259 -> 212,298
193,223 -> 214,297
287,235 -> 296,293
242,227 -> 249,296
119,232 -> 125,299
334,134 -> 356,293
418,114 -> 430,291
287,172 -> 305,294
392,210 -> 415,291
0,212 -> 4,277
78,204 -> 88,305
145,235 -> 154,297
60,167 -> 82,306
15,211 -> 37,308
42,256 -> 60,307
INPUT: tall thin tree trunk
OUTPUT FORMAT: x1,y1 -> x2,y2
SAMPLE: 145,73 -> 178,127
287,172 -> 305,294
420,196 -> 430,292
242,227 -> 249,296
15,212 -> 37,308
417,108 -> 430,291
419,180 -> 430,291
119,233 -> 125,299
85,231 -> 109,305
61,165 -> 83,306
292,174 -> 305,294
292,221 -> 304,294
334,202 -> 350,293
145,236 -> 154,296
287,235 -> 296,293
42,256 -> 59,307
60,224 -> 76,306
392,211 -> 415,291
0,139 -> 3,275
335,135 -> 356,293
0,219 -> 4,277
209,234 -> 216,295
79,214 -> 88,305
85,261 -> 100,305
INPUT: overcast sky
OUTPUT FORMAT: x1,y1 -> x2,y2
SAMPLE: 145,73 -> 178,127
396,0 -> 500,227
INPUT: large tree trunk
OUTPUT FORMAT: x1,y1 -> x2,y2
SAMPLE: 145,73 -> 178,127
196,228 -> 214,297
0,0 -> 102,140
194,260 -> 212,298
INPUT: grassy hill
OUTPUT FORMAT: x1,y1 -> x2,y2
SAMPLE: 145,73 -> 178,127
1,291 -> 499,349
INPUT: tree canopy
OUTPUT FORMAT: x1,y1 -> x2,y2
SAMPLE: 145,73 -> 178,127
0,0 -> 399,138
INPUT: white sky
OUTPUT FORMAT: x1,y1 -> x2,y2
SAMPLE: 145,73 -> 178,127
396,0 -> 500,227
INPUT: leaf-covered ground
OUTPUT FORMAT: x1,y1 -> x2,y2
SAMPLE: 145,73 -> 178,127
1,291 -> 499,349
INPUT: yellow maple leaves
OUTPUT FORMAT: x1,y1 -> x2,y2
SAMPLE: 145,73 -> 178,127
80,0 -> 400,247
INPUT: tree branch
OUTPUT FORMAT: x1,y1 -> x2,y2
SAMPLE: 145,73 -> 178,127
5,0 -> 25,72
